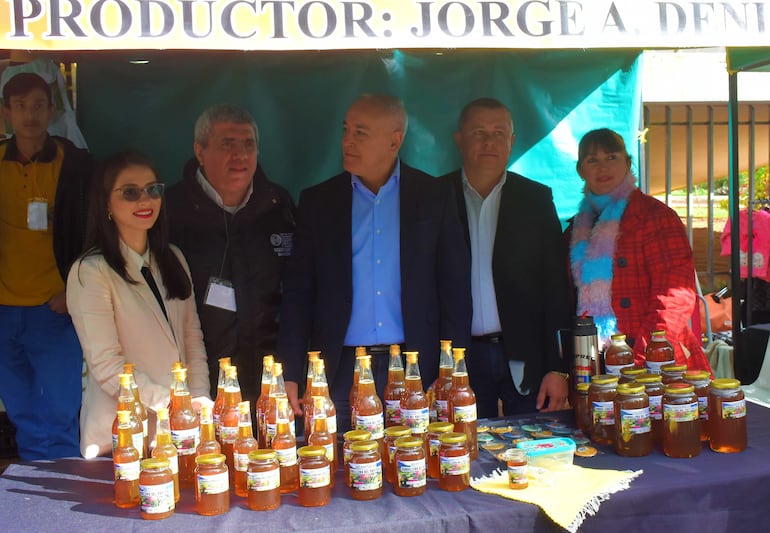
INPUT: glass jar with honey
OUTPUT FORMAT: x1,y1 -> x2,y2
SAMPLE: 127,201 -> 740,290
589,374 -> 618,446
342,429 -> 371,487
618,366 -> 646,384
393,436 -> 427,497
635,373 -> 664,445
684,370 -> 711,442
708,379 -> 747,453
660,363 -> 687,385
297,445 -> 331,507
613,383 -> 652,457
194,453 -> 230,515
438,432 -> 470,492
662,383 -> 701,458
246,449 -> 281,511
505,449 -> 528,490
383,426 -> 410,485
427,422 -> 454,479
139,458 -> 174,520
604,334 -> 634,376
574,382 -> 591,435
348,440 -> 382,500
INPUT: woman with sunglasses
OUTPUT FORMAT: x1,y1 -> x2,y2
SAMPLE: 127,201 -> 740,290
67,150 -> 210,458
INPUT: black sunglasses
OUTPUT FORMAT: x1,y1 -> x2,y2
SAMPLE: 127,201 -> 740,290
113,183 -> 165,202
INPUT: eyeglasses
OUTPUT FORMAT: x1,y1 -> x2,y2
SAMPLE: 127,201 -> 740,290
113,183 -> 165,202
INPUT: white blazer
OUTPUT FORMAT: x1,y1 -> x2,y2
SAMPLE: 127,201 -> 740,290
67,242 -> 210,458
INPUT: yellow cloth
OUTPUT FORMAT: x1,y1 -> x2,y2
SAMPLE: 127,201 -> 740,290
471,464 -> 642,532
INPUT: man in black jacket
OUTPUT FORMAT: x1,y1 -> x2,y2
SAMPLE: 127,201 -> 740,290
166,104 -> 295,410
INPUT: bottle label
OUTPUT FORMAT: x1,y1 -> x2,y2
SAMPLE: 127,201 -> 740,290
698,396 -> 709,420
140,480 -> 174,514
171,426 -> 200,455
115,460 -> 140,481
299,465 -> 330,488
397,458 -> 427,488
664,401 -> 698,422
645,358 -> 674,375
197,471 -> 229,495
322,443 -> 335,463
327,415 -> 337,435
592,401 -> 614,425
275,447 -> 297,467
234,452 -> 250,472
453,404 -> 477,423
721,399 -> 747,419
649,395 -> 663,420
439,453 -> 469,476
385,400 -> 401,425
219,425 -> 238,445
266,423 -> 277,447
508,464 -> 528,486
247,468 -> 280,491
401,407 -> 430,434
619,407 -> 651,434
434,399 -> 449,422
350,459 -> 383,491
429,438 -> 440,457
213,414 -> 221,438
132,432 -> 145,459
112,433 -> 118,452
142,419 -> 149,438
605,363 -> 633,376
356,413 -> 384,440
167,454 -> 179,475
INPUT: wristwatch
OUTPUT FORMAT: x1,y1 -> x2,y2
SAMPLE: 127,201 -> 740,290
550,371 -> 570,381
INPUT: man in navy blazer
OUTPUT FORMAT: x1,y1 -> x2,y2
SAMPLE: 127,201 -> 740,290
440,98 -> 572,418
278,94 -> 472,432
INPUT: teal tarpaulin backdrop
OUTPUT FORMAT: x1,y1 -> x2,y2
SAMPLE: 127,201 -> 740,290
75,49 -> 641,223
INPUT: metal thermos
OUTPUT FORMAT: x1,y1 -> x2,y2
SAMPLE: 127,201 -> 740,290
573,316 -> 601,388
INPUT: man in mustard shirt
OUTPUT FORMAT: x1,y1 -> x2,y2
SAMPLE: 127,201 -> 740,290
0,72 -> 92,459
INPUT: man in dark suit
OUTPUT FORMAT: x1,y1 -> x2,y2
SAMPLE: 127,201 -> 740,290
278,94 -> 472,433
441,98 -> 572,418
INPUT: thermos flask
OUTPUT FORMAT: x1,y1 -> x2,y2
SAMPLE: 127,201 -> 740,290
573,316 -> 601,388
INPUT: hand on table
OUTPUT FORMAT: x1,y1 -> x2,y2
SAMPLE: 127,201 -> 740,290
536,372 -> 570,412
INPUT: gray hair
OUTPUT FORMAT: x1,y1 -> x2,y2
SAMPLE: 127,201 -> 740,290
353,94 -> 409,136
194,104 -> 260,147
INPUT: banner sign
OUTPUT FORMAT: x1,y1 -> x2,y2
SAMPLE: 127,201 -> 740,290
2,0 -> 770,51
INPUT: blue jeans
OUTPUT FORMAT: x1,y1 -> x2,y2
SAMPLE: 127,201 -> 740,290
0,304 -> 82,459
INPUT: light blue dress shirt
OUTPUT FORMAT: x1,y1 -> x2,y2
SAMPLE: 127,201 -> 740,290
343,163 -> 404,346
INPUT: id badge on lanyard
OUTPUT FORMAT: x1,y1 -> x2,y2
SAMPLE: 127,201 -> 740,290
27,198 -> 49,231
204,276 -> 237,312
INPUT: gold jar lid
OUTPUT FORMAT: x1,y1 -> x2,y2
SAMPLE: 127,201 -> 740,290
683,370 -> 711,381
248,449 -> 278,461
617,383 -> 645,395
427,422 -> 454,434
350,440 -> 379,453
141,458 -> 169,470
196,453 -> 226,466
610,333 -> 627,341
661,363 -> 687,373
664,383 -> 695,395
344,429 -> 372,442
710,378 -> 741,390
620,367 -> 646,377
635,373 -> 663,384
438,432 -> 467,444
394,436 -> 423,448
590,374 -> 619,385
384,425 -> 411,438
576,382 -> 590,392
297,445 -> 327,458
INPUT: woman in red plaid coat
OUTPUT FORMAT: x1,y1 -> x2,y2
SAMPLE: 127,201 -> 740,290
568,128 -> 712,373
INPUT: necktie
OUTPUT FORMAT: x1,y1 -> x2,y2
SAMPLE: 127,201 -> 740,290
141,266 -> 168,320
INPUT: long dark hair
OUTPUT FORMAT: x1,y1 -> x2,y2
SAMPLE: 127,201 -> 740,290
81,150 -> 191,300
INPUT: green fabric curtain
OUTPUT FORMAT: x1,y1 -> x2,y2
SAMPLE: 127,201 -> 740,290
727,47 -> 770,73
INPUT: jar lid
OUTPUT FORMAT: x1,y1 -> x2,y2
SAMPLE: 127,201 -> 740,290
635,373 -> 663,384
610,333 -> 627,341
651,329 -> 666,336
196,453 -> 226,465
394,436 -> 423,448
248,449 -> 277,461
140,458 -> 169,470
617,383 -> 645,395
590,374 -> 619,385
661,363 -> 687,373
683,370 -> 711,381
350,440 -> 379,452
664,383 -> 694,394
438,432 -> 467,444
297,445 -> 327,458
343,429 -> 371,441
384,425 -> 411,438
620,367 -> 646,376
576,382 -> 590,392
710,378 -> 741,390
427,422 -> 454,433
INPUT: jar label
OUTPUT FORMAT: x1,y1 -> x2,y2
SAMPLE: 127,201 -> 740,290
429,438 -> 440,457
664,401 -> 698,422
434,399 -> 449,422
234,452 -> 250,472
721,399 -> 747,419
327,415 -> 337,435
265,423 -> 277,447
605,363 -> 633,376
645,359 -> 674,375
132,432 -> 145,459
115,460 -> 140,481
592,401 -> 614,425
247,467 -> 280,491
171,426 -> 201,455
439,453 -> 470,476
401,407 -> 430,434
385,400 -> 401,425
619,407 -> 651,434
356,413 -> 384,440
508,464 -> 528,486
167,454 -> 179,475
397,458 -> 427,488
350,459 -> 383,491
649,395 -> 663,420
322,443 -> 335,463
275,447 -> 297,467
197,471 -> 229,495
140,480 -> 174,514
300,465 -> 330,488
453,404 -> 477,423
389,444 -> 397,462
698,397 -> 709,420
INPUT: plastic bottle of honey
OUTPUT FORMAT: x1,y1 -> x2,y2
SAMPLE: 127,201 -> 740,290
604,334 -> 634,376
139,458 -> 174,520
194,453 -> 229,515
246,449 -> 281,511
122,363 -> 149,458
169,367 -> 200,489
255,355 -> 274,448
234,401 -> 259,497
354,355 -> 385,450
212,356 -> 231,444
613,382 -> 652,457
307,396 -> 337,484
708,378 -> 747,453
310,359 -> 337,442
401,352 -> 430,447
197,404 -> 221,457
348,440 -> 383,500
297,445 -> 331,507
662,383 -> 701,458
302,351 -> 321,440
383,344 -> 406,427
432,340 -> 454,423
635,373 -> 664,445
438,432 -> 470,492
272,396 -> 299,493
449,348 -> 478,460
111,373 -> 144,459
393,436 -> 426,497
589,374 -> 618,446
113,409 -> 140,508
684,370 -> 712,442
645,330 -> 675,374
152,407 -> 180,502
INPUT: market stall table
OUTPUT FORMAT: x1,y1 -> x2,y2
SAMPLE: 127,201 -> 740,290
1,403 -> 769,532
